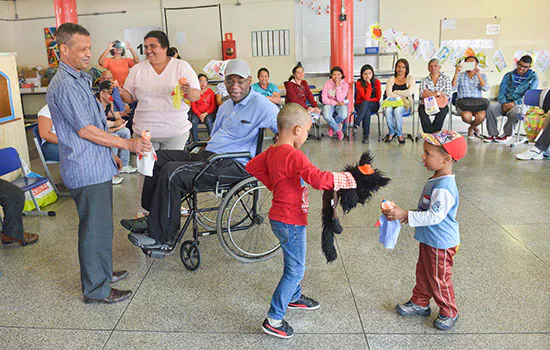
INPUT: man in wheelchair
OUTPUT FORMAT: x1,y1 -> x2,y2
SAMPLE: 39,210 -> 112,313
121,59 -> 279,250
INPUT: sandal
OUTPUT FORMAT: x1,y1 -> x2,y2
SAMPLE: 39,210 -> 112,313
384,134 -> 395,143
398,136 -> 405,144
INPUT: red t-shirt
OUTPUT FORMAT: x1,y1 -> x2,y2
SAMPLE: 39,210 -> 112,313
355,79 -> 382,104
102,57 -> 135,86
246,144 -> 334,226
191,88 -> 217,115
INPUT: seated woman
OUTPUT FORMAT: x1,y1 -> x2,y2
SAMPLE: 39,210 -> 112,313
189,74 -> 217,141
37,104 -> 59,162
383,58 -> 415,144
418,58 -> 452,133
451,56 -> 489,138
96,81 -> 137,178
252,67 -> 281,106
284,63 -> 320,115
98,40 -> 140,87
354,64 -> 382,144
321,66 -> 349,140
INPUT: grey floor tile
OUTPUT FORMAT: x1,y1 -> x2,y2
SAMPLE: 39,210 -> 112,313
105,330 -> 368,350
501,224 -> 550,263
367,333 -> 550,350
0,327 -> 110,350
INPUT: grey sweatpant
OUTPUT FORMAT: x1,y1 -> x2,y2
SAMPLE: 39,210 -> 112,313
486,102 -> 523,137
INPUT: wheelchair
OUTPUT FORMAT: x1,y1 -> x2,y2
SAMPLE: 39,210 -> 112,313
141,129 -> 281,271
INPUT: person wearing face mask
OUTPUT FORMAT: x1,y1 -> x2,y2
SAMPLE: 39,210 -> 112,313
98,40 -> 139,87
121,59 -> 279,250
320,66 -> 349,141
118,30 -> 201,217
354,64 -> 382,144
451,56 -> 490,138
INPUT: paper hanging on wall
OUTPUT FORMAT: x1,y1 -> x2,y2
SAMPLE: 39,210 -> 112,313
435,45 -> 453,64
441,19 -> 456,30
534,50 -> 550,72
382,28 -> 397,52
43,27 -> 59,68
476,52 -> 488,68
411,37 -> 420,55
203,59 -> 230,79
176,32 -> 186,45
449,46 -> 466,66
417,40 -> 436,61
369,23 -> 383,41
395,32 -> 413,55
486,24 -> 500,35
493,50 -> 507,72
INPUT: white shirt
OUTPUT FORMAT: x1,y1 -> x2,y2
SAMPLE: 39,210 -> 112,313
124,58 -> 200,138
37,104 -> 55,145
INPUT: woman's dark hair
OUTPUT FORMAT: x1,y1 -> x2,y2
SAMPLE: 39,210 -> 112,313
464,55 -> 479,63
110,40 -> 126,57
257,67 -> 270,78
167,47 -> 179,58
330,66 -> 345,80
358,64 -> 376,88
197,73 -> 208,81
394,58 -> 410,77
144,30 -> 170,49
288,62 -> 303,82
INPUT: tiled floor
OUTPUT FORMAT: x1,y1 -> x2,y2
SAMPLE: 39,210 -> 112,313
1,125 -> 549,349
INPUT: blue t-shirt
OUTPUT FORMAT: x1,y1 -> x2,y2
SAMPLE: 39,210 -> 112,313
252,82 -> 280,97
206,89 -> 279,164
408,175 -> 460,249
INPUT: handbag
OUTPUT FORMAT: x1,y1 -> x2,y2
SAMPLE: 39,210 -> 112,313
456,97 -> 490,113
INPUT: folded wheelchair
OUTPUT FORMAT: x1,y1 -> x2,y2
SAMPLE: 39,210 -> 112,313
141,129 -> 281,271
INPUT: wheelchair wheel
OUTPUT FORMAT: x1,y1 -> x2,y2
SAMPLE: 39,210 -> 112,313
185,192 -> 222,231
216,177 -> 281,263
180,240 -> 201,271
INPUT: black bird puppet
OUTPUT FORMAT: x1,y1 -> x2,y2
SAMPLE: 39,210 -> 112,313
322,151 -> 390,263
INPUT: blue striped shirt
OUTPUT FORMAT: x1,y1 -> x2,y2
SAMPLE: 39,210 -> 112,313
46,62 -> 117,189
456,72 -> 489,99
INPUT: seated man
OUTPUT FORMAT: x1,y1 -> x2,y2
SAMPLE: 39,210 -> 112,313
121,59 -> 279,248
0,179 -> 39,246
484,55 -> 538,143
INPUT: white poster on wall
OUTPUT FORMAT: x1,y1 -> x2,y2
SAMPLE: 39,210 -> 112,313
124,26 -> 161,61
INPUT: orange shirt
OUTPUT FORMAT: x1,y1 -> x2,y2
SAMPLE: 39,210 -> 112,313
102,57 -> 135,86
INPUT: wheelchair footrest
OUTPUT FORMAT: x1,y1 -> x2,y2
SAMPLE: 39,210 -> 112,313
146,249 -> 168,259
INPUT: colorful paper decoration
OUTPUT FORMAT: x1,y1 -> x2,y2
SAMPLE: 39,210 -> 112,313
43,27 -> 59,68
369,23 -> 382,41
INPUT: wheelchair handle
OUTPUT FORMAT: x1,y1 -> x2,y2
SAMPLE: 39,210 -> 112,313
185,141 -> 208,152
192,152 -> 252,188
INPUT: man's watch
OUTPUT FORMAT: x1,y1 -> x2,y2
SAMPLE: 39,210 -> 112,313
436,91 -> 441,97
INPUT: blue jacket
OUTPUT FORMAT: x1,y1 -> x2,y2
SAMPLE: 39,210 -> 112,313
498,69 -> 538,105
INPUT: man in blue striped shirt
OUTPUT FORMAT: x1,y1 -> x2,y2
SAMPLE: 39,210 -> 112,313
46,23 -> 151,304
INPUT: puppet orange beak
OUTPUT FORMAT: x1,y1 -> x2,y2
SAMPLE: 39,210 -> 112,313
357,164 -> 374,175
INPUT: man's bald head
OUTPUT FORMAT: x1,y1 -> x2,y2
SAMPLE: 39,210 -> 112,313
100,70 -> 113,82
277,103 -> 311,132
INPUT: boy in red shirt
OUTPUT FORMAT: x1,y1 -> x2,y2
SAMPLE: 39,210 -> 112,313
246,103 -> 357,339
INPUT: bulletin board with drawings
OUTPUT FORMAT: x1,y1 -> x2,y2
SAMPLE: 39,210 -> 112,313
439,17 -> 501,70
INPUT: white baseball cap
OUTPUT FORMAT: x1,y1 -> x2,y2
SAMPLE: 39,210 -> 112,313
224,59 -> 251,78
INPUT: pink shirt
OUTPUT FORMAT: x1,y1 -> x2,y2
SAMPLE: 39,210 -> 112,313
124,58 -> 200,138
322,79 -> 349,106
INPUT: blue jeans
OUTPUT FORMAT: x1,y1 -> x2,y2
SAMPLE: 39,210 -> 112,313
268,220 -> 307,320
384,106 -> 406,136
189,112 -> 215,141
322,104 -> 348,132
110,127 -> 131,167
355,101 -> 380,137
41,141 -> 59,161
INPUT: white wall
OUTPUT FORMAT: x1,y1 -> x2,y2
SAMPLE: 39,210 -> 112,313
380,0 -> 550,95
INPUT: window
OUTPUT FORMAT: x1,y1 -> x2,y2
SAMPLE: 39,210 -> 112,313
251,30 -> 291,57
294,0 -> 379,75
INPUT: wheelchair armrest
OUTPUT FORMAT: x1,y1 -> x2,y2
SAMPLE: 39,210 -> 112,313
192,152 -> 252,188
185,141 -> 208,153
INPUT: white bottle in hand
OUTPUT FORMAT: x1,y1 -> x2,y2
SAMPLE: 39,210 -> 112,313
137,130 -> 157,176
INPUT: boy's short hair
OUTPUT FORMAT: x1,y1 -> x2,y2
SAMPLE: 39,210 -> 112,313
277,103 -> 310,131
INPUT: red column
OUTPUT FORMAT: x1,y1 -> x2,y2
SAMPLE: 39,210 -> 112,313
54,0 -> 78,27
330,0 -> 354,117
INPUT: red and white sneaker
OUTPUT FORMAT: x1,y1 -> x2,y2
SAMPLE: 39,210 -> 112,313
495,135 -> 511,143
262,318 -> 294,339
482,135 -> 496,143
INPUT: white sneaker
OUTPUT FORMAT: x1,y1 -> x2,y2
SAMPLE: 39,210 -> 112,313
120,165 -> 138,174
516,147 -> 544,160
112,176 -> 124,185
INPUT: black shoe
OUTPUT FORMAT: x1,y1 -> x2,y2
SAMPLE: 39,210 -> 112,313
120,216 -> 148,233
83,288 -> 132,304
331,218 -> 343,234
384,134 -> 395,143
262,318 -> 294,339
398,137 -> 406,145
111,270 -> 129,284
288,295 -> 320,310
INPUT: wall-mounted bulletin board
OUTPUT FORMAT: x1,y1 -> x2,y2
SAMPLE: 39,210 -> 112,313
439,17 -> 500,68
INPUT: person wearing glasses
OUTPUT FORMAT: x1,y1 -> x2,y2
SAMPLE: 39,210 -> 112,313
483,55 -> 539,143
120,59 -> 279,249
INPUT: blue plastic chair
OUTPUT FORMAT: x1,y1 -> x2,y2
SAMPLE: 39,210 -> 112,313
0,147 -> 55,216
378,94 -> 416,142
509,89 -> 542,147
